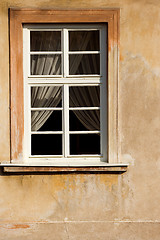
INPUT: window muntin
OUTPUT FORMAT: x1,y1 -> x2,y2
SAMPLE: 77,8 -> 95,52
23,24 -> 107,162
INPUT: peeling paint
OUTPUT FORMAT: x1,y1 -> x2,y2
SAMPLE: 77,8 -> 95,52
121,154 -> 135,165
5,224 -> 30,229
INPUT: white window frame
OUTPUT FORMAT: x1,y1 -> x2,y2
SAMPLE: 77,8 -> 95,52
4,9 -> 130,171
23,24 -> 107,166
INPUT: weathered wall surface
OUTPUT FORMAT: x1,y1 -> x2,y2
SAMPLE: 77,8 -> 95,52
0,0 -> 160,239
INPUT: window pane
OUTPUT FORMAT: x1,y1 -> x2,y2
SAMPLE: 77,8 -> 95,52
69,54 -> 100,75
69,86 -> 100,107
30,31 -> 61,51
31,111 -> 62,131
31,134 -> 62,155
70,110 -> 100,131
31,54 -> 61,75
70,134 -> 100,155
31,86 -> 62,108
69,31 -> 99,51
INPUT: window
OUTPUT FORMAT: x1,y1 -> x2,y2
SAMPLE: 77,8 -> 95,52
9,9 -> 122,168
23,24 -> 107,164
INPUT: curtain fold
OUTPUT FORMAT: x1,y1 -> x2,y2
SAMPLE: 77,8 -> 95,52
31,31 -> 61,131
31,31 -> 61,75
31,86 -> 61,131
69,32 -> 91,75
70,86 -> 100,131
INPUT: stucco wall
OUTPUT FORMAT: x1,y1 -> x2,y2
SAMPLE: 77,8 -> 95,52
0,0 -> 160,239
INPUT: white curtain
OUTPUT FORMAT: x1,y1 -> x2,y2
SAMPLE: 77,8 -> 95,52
69,31 -> 100,131
70,32 -> 92,75
31,31 -> 61,131
31,54 -> 61,75
31,31 -> 61,75
31,86 -> 61,131
70,86 -> 100,131
69,31 -> 99,75
31,30 -> 100,131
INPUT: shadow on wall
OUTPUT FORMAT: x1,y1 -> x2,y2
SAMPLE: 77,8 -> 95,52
0,167 -> 126,176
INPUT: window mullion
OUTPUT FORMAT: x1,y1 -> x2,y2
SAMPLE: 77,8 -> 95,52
63,85 -> 69,157
63,29 -> 69,157
63,28 -> 69,77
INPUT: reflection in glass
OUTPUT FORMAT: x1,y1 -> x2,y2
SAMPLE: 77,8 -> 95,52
30,31 -> 61,51
69,31 -> 99,51
70,134 -> 100,155
69,54 -> 100,75
31,134 -> 62,155
31,54 -> 61,75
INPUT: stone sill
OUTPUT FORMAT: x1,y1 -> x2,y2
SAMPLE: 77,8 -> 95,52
1,163 -> 128,173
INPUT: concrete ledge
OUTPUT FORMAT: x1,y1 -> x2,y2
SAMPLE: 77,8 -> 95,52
0,221 -> 159,240
2,165 -> 128,173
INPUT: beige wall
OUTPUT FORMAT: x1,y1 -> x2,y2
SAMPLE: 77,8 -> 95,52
0,0 -> 160,239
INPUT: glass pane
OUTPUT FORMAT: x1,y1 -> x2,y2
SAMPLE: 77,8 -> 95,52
70,134 -> 100,155
69,54 -> 100,75
70,110 -> 100,131
31,86 -> 62,108
31,134 -> 62,155
31,111 -> 62,131
69,86 -> 100,107
69,31 -> 99,51
31,54 -> 61,75
30,31 -> 61,51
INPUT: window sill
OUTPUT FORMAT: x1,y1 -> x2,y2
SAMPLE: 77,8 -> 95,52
1,163 -> 128,173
